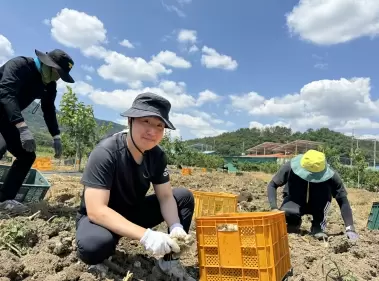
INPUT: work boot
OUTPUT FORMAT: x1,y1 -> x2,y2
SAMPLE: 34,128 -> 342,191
311,226 -> 328,240
153,258 -> 196,281
0,200 -> 29,215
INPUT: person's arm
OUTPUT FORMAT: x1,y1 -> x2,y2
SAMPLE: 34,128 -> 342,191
0,58 -> 29,126
41,82 -> 60,137
151,154 -> 181,229
331,172 -> 355,229
85,188 -> 146,240
80,146 -> 146,240
153,180 -> 181,229
267,162 -> 291,209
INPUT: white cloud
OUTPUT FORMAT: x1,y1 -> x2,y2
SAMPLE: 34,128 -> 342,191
81,64 -> 95,72
334,118 -> 379,131
59,80 -> 196,110
201,46 -> 238,70
119,39 -> 134,49
196,90 -> 221,106
162,3 -> 186,18
176,0 -> 192,4
57,80 -> 94,96
191,110 -> 224,125
231,77 -> 379,132
85,75 -> 92,81
82,45 -> 110,59
177,29 -> 197,43
49,9 -> 189,90
189,45 -> 199,53
0,34 -> 14,65
168,128 -> 182,139
97,51 -> 172,87
249,121 -> 291,130
170,112 -> 226,138
229,92 -> 265,112
58,79 -> 228,138
50,8 -> 107,49
152,50 -> 191,68
286,0 -> 379,45
231,78 -> 379,120
314,63 -> 328,70
43,19 -> 50,26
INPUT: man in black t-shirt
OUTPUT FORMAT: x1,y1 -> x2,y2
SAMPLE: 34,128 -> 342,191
267,149 -> 358,241
75,92 -> 195,280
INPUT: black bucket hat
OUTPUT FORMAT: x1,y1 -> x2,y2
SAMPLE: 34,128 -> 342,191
121,92 -> 176,130
35,49 -> 75,83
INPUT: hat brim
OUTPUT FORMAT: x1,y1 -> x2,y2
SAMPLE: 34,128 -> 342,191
120,108 -> 176,130
35,49 -> 75,83
290,154 -> 334,183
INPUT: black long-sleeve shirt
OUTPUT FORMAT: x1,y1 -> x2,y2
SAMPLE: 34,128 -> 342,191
0,56 -> 60,136
267,162 -> 354,228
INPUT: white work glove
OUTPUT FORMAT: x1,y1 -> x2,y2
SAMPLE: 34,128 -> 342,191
169,223 -> 188,238
140,228 -> 180,256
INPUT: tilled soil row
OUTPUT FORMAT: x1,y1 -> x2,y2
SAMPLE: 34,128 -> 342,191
0,171 -> 378,280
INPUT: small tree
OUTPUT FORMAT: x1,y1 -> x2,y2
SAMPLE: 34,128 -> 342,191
58,86 -> 111,170
350,148 -> 368,188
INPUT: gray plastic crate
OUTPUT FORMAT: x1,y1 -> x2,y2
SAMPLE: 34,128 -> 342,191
0,164 -> 51,203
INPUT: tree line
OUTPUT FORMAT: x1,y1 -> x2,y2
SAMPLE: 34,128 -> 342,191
184,126 -> 377,162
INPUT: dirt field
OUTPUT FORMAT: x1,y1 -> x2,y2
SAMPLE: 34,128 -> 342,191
0,169 -> 378,281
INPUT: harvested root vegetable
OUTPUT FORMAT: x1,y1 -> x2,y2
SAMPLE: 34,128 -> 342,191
218,224 -> 238,231
172,234 -> 195,255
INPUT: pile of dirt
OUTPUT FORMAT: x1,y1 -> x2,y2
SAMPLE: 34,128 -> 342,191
0,170 -> 378,280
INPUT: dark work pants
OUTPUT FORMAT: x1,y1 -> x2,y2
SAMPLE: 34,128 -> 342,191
0,133 -> 6,160
75,188 -> 195,265
0,122 -> 36,202
280,198 -> 331,232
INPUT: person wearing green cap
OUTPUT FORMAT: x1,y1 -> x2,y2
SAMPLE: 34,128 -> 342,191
267,149 -> 358,241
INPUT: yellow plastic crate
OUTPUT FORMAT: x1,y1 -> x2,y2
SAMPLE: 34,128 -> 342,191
196,212 -> 292,281
32,157 -> 52,171
181,168 -> 192,175
191,190 -> 238,218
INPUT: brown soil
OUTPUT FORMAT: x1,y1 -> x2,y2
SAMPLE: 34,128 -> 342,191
0,170 -> 378,280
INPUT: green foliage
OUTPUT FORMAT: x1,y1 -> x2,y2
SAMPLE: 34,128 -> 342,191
185,127 -> 377,162
234,162 -> 280,174
160,131 -> 224,169
0,219 -> 38,256
58,86 -> 112,169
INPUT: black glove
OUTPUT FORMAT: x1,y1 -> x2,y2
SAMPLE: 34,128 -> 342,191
53,137 -> 62,158
18,126 -> 36,152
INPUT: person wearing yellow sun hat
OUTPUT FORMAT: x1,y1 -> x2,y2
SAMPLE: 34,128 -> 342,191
267,149 -> 358,241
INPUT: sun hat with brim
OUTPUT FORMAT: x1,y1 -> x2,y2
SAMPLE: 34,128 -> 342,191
290,149 -> 335,183
35,49 -> 75,83
120,92 -> 176,130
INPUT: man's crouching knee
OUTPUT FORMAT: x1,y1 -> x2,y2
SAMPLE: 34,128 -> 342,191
76,216 -> 118,265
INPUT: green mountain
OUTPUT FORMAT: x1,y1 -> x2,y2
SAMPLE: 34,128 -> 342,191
184,126 -> 377,163
21,101 -> 125,146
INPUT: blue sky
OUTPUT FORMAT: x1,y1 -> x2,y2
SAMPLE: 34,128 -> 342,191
1,0 -> 379,140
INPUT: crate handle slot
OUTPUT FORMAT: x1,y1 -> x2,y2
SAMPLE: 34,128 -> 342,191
217,223 -> 238,232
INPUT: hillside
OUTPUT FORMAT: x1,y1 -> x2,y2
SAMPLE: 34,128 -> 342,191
21,101 -> 125,146
185,126 -> 377,161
